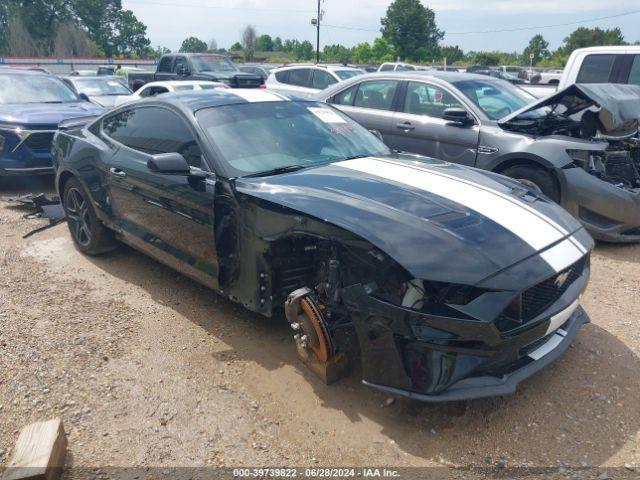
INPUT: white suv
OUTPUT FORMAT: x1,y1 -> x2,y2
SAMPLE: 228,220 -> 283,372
265,64 -> 364,97
377,62 -> 416,72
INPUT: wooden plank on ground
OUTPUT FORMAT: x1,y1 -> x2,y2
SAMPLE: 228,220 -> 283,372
2,418 -> 67,480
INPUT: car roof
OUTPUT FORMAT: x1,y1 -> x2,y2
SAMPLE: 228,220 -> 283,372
141,89 -> 293,111
0,67 -> 49,76
64,75 -> 121,81
141,80 -> 225,88
573,45 -> 640,54
355,70 -> 496,83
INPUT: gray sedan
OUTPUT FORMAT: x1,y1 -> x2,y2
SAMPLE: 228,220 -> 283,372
318,72 -> 640,242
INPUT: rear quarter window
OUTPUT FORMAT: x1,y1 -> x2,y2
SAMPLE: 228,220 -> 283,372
275,70 -> 289,83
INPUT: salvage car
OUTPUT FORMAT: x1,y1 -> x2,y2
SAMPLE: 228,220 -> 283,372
0,69 -> 104,176
52,89 -> 593,401
319,72 -> 640,242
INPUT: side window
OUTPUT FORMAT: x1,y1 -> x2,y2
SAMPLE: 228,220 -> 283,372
173,57 -> 187,74
629,55 -> 640,86
102,107 -> 204,168
403,82 -> 464,118
577,54 -> 616,83
379,64 -> 394,72
312,70 -> 337,90
287,68 -> 312,87
353,80 -> 399,111
275,70 -> 289,83
157,57 -> 173,73
138,87 -> 152,98
331,84 -> 358,106
175,84 -> 194,91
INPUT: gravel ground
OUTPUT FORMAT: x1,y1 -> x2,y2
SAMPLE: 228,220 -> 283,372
1,176 -> 639,479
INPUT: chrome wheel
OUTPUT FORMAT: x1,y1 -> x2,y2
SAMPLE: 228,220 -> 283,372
65,187 -> 92,247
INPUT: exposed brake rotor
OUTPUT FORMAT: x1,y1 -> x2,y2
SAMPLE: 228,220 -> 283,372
299,296 -> 335,363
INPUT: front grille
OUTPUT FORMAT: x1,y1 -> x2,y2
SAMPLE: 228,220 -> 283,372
24,132 -> 55,152
495,256 -> 587,332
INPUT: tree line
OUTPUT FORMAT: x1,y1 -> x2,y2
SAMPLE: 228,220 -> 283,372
0,0 -> 158,57
1,0 -> 638,66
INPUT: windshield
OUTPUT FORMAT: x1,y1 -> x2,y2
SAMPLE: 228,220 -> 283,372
196,101 -> 390,176
453,79 -> 541,120
73,78 -> 131,96
0,74 -> 78,104
334,69 -> 363,80
191,55 -> 238,73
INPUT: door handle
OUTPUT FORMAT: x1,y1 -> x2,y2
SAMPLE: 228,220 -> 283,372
396,122 -> 415,131
110,167 -> 126,177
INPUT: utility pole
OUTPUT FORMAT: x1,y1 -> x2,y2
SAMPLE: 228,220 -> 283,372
316,0 -> 321,64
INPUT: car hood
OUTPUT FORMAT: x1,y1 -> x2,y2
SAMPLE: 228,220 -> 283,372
500,83 -> 640,134
89,95 -> 130,108
0,101 -> 105,126
235,154 -> 590,286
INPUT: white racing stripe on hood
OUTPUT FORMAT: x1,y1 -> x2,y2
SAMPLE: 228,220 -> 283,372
540,237 -> 585,273
230,89 -> 284,103
336,157 -> 585,270
382,157 -> 587,255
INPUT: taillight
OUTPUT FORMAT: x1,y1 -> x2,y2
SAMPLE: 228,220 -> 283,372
260,83 -> 267,89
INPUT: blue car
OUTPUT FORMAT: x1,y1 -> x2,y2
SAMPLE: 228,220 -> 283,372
0,69 -> 105,176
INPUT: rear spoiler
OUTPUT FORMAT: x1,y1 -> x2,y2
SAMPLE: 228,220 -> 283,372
58,115 -> 100,132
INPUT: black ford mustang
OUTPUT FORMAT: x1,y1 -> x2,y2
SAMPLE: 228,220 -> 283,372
52,89 -> 594,401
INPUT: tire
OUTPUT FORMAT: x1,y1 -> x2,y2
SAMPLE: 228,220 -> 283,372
62,177 -> 117,255
501,164 -> 561,203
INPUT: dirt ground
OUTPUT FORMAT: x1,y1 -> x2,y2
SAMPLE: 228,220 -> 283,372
1,176 -> 640,479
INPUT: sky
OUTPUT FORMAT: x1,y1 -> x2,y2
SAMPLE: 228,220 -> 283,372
121,0 -> 640,53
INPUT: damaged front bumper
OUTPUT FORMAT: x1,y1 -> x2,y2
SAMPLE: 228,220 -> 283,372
562,166 -> 640,242
364,306 -> 588,402
341,271 -> 589,401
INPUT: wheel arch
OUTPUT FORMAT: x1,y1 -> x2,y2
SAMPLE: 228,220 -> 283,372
492,156 -> 564,203
56,170 -> 76,198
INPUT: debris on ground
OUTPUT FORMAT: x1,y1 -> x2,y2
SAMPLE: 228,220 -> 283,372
0,193 -> 65,238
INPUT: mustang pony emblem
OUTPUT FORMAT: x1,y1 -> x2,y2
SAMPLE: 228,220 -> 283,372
554,271 -> 571,289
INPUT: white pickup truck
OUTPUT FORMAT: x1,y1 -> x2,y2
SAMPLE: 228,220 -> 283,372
522,45 -> 640,98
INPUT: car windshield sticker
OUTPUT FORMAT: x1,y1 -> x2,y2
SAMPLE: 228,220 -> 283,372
308,107 -> 346,124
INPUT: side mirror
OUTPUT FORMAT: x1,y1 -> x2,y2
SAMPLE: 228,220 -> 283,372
177,65 -> 190,76
147,153 -> 190,175
443,108 -> 473,125
78,93 -> 90,102
369,129 -> 384,141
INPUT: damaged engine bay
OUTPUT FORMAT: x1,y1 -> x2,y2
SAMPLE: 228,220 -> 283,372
501,83 -> 640,192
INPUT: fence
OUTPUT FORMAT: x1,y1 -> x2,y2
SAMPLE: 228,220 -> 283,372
0,57 -> 157,74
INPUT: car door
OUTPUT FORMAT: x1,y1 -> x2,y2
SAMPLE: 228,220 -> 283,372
172,56 -> 190,80
100,106 -> 220,287
389,81 -> 479,166
329,79 -> 401,145
155,56 -> 174,82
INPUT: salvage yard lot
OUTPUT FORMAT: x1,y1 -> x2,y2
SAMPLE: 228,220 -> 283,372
1,177 -> 640,476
